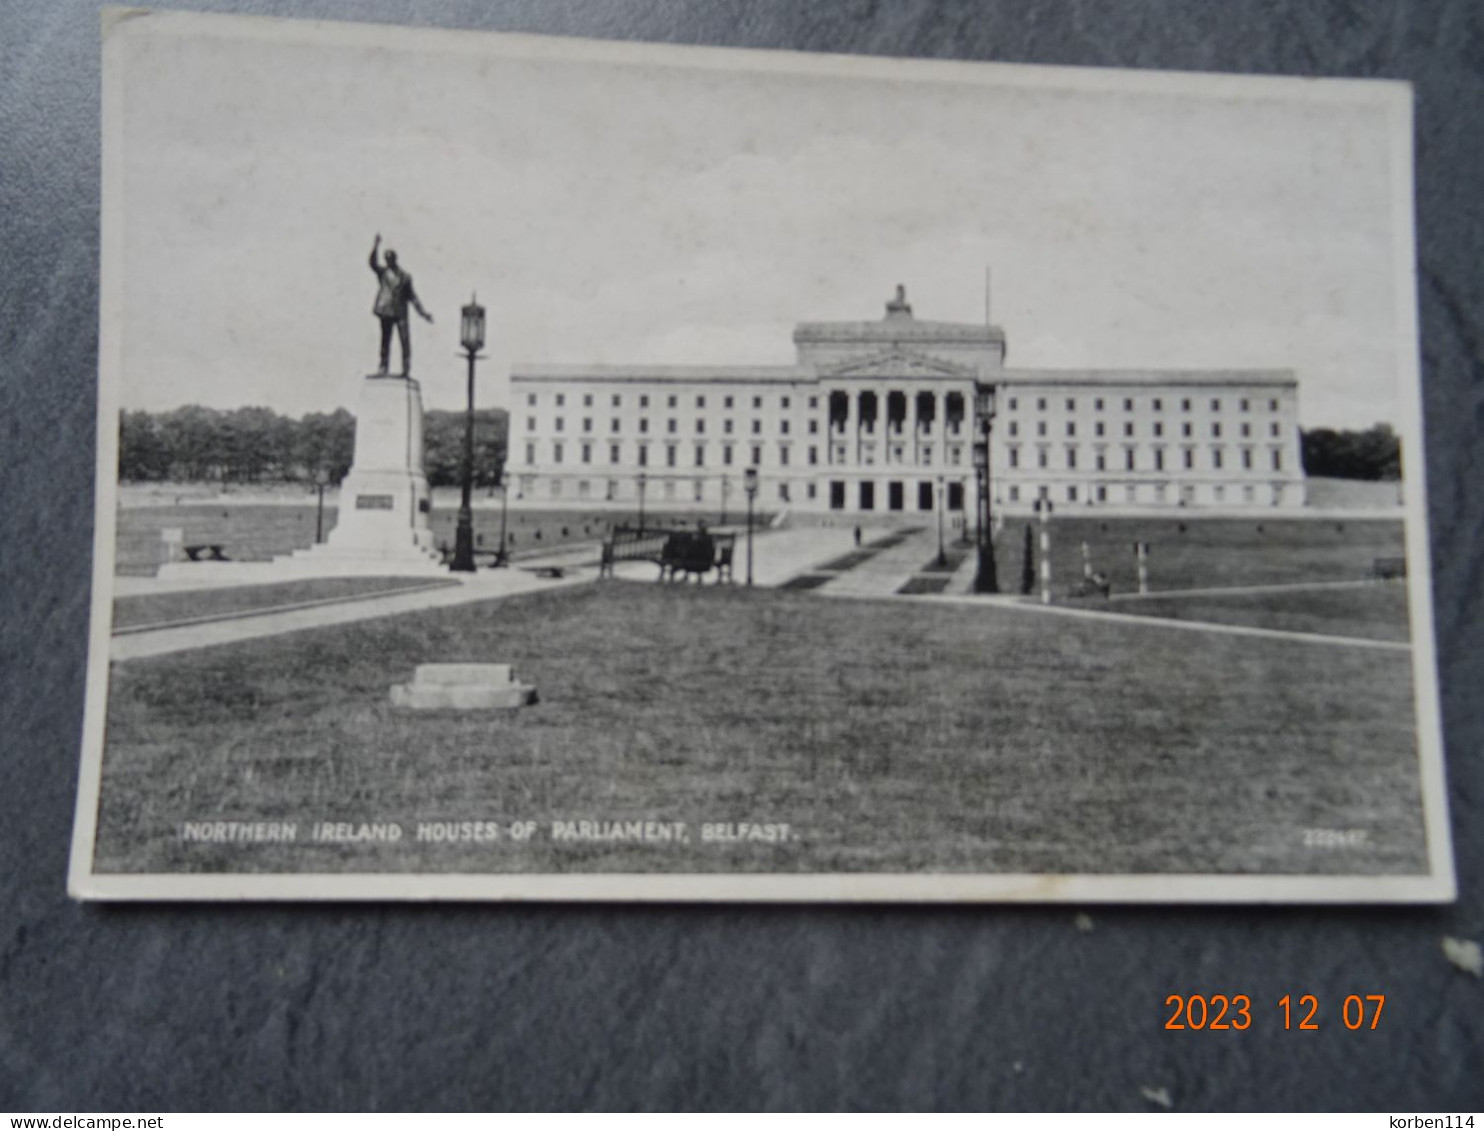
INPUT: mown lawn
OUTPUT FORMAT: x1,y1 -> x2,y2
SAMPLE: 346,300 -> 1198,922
112,576 -> 456,630
989,515 -> 1405,596
1105,584 -> 1412,642
92,583 -> 1428,879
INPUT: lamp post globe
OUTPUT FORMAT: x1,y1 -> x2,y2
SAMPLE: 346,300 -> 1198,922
451,293 -> 486,573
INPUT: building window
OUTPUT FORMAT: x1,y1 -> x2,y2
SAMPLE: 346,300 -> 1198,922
611,418 -> 621,433
667,419 -> 677,433
525,443 -> 535,464
1182,422 -> 1192,437
638,445 -> 648,467
1153,398 -> 1163,411
807,482 -> 817,499
1009,448 -> 1019,469
639,419 -> 649,434
1096,485 -> 1107,502
1094,398 -> 1104,411
1066,447 -> 1077,470
555,394 -> 565,407
667,395 -> 677,408
722,444 -> 733,466
1124,422 -> 1134,438
1154,449 -> 1165,471
1094,422 -> 1105,437
696,419 -> 706,434
809,420 -> 819,434
752,420 -> 762,434
526,416 -> 536,431
1181,398 -> 1191,412
554,417 -> 564,432
1095,452 -> 1106,471
751,445 -> 762,465
1123,398 -> 1134,411
1125,449 -> 1135,471
666,445 -> 677,467
695,479 -> 705,502
781,420 -> 790,435
610,444 -> 620,464
724,419 -> 734,434
1242,449 -> 1253,470
612,394 -> 621,407
527,393 -> 537,406
551,479 -> 562,498
808,446 -> 818,465
1183,449 -> 1194,470
1213,448 -> 1223,469
1067,486 -> 1078,502
781,396 -> 791,409
779,483 -> 790,503
1212,423 -> 1222,438
1009,485 -> 1020,503
1211,398 -> 1221,411
1241,423 -> 1251,437
1269,398 -> 1279,411
1066,398 -> 1076,411
1036,397 -> 1047,411
1240,398 -> 1250,411
581,443 -> 592,464
1038,449 -> 1048,469
1270,422 -> 1281,437
808,396 -> 818,409
1272,450 -> 1283,471
1153,422 -> 1163,437
753,396 -> 763,409
640,395 -> 649,408
695,445 -> 705,467
582,417 -> 592,433
921,445 -> 932,465
1008,421 -> 1019,437
1214,484 -> 1225,502
1007,397 -> 1018,411
696,395 -> 706,408
1066,421 -> 1077,437
1037,421 -> 1048,437
578,479 -> 591,498
780,447 -> 790,466
553,442 -> 563,464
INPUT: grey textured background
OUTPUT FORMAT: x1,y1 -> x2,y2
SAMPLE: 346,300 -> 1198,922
1,0 -> 1480,1112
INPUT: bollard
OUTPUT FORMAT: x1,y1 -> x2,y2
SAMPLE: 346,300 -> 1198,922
1036,498 -> 1053,605
1134,540 -> 1150,595
1081,540 -> 1093,580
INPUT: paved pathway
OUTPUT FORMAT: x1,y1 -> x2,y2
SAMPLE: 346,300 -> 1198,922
815,528 -> 941,597
110,569 -> 591,662
1106,578 -> 1386,602
870,591 -> 1413,652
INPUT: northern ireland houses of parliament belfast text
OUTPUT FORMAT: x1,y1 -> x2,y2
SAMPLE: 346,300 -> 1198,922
507,287 -> 1306,515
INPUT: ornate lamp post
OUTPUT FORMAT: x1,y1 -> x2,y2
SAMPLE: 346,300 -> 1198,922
973,386 -> 999,594
637,470 -> 648,530
451,294 -> 486,573
314,466 -> 330,543
743,466 -> 759,586
936,474 -> 947,567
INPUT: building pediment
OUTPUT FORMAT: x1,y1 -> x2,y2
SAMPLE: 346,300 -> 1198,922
818,349 -> 978,379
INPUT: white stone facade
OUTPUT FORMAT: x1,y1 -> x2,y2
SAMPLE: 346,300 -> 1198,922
506,291 -> 1306,515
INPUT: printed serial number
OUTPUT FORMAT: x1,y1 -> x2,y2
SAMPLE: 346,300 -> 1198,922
1164,994 -> 1386,1030
1303,828 -> 1369,848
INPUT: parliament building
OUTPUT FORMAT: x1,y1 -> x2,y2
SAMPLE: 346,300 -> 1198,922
506,288 -> 1306,516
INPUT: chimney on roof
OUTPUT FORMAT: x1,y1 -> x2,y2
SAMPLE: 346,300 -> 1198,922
885,284 -> 913,319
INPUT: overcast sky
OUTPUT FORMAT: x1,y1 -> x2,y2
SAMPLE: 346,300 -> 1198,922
109,11 -> 1412,429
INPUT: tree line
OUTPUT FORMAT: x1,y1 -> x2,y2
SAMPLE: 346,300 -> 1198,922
118,405 -> 508,488
1299,423 -> 1401,481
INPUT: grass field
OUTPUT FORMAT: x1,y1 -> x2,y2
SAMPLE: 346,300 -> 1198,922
989,515 -> 1404,596
113,504 -> 733,575
112,577 -> 458,630
1107,584 -> 1412,642
92,583 -> 1427,878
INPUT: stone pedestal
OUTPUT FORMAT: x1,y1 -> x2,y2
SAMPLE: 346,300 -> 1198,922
389,663 -> 539,710
289,375 -> 444,574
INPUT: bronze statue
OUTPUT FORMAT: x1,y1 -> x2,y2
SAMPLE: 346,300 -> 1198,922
369,234 -> 433,377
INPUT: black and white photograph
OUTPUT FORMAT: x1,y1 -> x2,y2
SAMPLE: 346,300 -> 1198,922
69,7 -> 1454,902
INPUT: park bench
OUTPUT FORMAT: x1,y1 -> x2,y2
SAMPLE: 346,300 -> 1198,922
1372,556 -> 1407,580
183,544 -> 230,562
600,525 -> 736,584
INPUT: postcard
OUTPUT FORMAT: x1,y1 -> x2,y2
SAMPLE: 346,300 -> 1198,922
70,8 -> 1454,901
